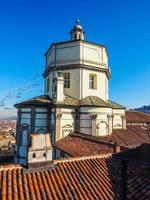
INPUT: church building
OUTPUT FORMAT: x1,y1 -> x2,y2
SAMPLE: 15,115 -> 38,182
14,20 -> 126,167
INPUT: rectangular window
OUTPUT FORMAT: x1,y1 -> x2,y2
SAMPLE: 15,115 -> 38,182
46,77 -> 50,92
64,73 -> 70,88
89,74 -> 97,89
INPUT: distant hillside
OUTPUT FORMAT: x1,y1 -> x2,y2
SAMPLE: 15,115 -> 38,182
0,116 -> 17,120
133,105 -> 150,113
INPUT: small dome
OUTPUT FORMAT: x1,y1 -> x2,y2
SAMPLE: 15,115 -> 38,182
73,23 -> 83,30
70,19 -> 85,40
73,19 -> 83,30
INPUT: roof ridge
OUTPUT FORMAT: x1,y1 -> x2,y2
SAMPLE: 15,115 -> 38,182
53,154 -> 111,164
0,164 -> 22,171
127,110 -> 150,116
71,132 -> 116,146
65,94 -> 79,101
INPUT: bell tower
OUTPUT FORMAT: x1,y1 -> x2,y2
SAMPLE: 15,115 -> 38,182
70,19 -> 85,40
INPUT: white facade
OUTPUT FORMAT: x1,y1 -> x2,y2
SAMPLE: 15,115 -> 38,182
15,20 -> 126,166
45,68 -> 108,101
45,41 -> 108,69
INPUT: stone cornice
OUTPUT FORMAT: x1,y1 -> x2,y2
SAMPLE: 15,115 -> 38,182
43,64 -> 111,79
44,39 -> 108,56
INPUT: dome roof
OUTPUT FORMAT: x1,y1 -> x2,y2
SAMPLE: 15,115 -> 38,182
72,19 -> 83,31
70,19 -> 85,40
73,24 -> 83,30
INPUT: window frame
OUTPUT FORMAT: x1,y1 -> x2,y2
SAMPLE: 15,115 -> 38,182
89,74 -> 97,89
64,73 -> 70,88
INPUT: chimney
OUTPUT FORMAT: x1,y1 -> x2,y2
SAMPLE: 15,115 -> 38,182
53,72 -> 65,102
114,143 -> 121,153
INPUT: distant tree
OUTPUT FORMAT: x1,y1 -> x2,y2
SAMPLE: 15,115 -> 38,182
134,105 -> 150,113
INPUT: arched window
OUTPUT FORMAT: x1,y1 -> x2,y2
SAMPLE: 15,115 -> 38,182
89,74 -> 97,89
97,121 -> 108,136
20,124 -> 29,145
36,128 -> 46,134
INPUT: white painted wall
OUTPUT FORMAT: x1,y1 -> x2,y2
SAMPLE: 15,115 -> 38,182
64,69 -> 80,99
81,69 -> 108,101
46,41 -> 80,67
28,134 -> 52,163
80,42 -> 108,68
113,109 -> 125,129
46,41 -> 108,69
45,41 -> 109,101
79,107 -> 112,136
28,149 -> 52,163
30,134 -> 51,149
60,108 -> 74,138
45,69 -> 81,100
45,67 -> 108,101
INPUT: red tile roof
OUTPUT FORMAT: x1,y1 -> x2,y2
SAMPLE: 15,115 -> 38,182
54,126 -> 150,157
126,111 -> 150,123
99,125 -> 150,147
54,133 -> 116,157
0,153 -> 149,200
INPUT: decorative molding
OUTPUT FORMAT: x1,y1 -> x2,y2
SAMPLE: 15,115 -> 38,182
62,124 -> 72,128
43,64 -> 111,79
97,121 -> 108,128
121,115 -> 126,119
90,114 -> 97,119
114,124 -> 122,127
56,113 -> 62,119
107,114 -> 113,119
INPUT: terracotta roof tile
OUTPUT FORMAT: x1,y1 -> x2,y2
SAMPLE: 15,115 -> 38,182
54,126 -> 150,157
14,94 -> 125,109
54,133 -> 115,157
100,125 -> 150,147
0,154 -> 150,199
126,111 -> 150,123
14,95 -> 51,107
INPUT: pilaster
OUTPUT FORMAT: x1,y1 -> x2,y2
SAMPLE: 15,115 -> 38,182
55,108 -> 62,141
90,114 -> 97,135
107,115 -> 113,135
30,107 -> 36,133
73,109 -> 80,132
121,115 -> 126,129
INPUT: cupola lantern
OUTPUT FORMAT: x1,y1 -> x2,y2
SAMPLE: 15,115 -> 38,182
70,19 -> 85,40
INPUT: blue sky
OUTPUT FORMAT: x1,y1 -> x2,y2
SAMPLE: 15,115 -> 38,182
0,0 -> 150,117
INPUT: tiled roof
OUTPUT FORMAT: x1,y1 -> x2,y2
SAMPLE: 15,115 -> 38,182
56,95 -> 79,106
126,159 -> 150,200
54,133 -> 115,157
100,125 -> 150,147
80,96 -> 125,109
54,126 -> 150,157
14,95 -> 125,109
80,96 -> 109,107
14,95 -> 51,107
126,111 -> 150,123
107,100 -> 125,109
0,152 -> 150,200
